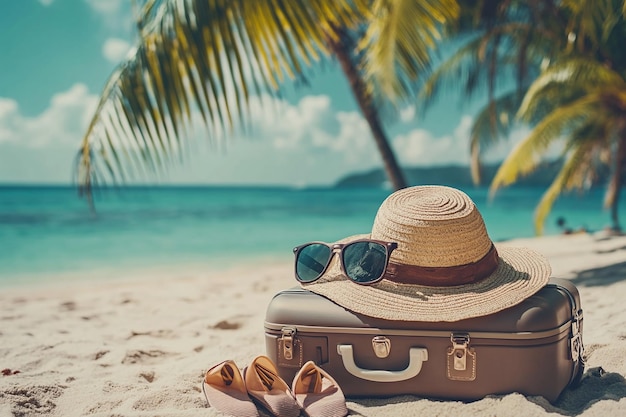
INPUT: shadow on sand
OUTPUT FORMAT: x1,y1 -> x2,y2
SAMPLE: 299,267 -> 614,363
344,367 -> 626,416
569,260 -> 626,287
530,367 -> 626,415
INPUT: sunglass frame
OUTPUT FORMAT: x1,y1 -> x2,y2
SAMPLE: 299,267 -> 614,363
293,239 -> 398,285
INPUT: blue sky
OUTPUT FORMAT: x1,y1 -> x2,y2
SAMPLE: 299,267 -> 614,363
0,0 -> 525,187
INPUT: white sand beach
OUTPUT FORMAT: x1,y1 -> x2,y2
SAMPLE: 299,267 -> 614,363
2,231 -> 626,417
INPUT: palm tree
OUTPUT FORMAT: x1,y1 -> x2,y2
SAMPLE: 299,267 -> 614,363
75,0 -> 459,204
492,59 -> 626,234
419,0 -> 566,183
490,0 -> 626,233
327,25 -> 408,190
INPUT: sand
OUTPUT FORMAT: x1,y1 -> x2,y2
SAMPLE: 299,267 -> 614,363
1,231 -> 626,416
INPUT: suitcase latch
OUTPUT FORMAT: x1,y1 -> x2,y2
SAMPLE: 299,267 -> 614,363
451,334 -> 470,371
281,327 -> 296,360
570,310 -> 584,363
447,333 -> 476,381
372,336 -> 391,358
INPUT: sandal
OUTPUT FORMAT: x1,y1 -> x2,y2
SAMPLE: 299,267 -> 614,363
202,360 -> 259,417
244,355 -> 301,417
292,361 -> 348,417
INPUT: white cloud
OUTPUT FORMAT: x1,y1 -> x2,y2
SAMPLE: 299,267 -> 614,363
0,84 -> 98,148
243,95 -> 335,148
103,38 -> 133,63
85,0 -> 133,32
393,128 -> 467,166
392,115 -> 476,166
0,99 -> 20,143
480,125 -> 531,163
39,0 -> 54,6
170,93 -> 385,184
391,114 -> 540,167
0,84 -> 533,185
453,115 -> 473,142
84,0 -> 124,15
1,86 -> 378,181
399,105 -> 416,123
233,94 -> 379,166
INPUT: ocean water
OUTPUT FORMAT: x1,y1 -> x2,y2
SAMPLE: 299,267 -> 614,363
0,184 -> 622,286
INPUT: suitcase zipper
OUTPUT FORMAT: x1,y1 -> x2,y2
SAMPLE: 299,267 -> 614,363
267,285 -> 583,347
265,321 -> 571,341
546,282 -> 586,387
546,283 -> 585,364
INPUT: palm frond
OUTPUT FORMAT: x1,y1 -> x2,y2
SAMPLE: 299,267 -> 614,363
495,86 -> 626,232
419,34 -> 507,108
562,122 -> 611,188
561,0 -> 625,49
360,0 -> 459,100
490,95 -> 599,191
77,0 -> 370,200
420,19 -> 555,111
533,139 -> 597,234
469,90 -> 525,183
603,136 -> 626,211
519,58 -> 625,121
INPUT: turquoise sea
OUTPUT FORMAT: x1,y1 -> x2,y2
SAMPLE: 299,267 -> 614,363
0,184 -> 623,286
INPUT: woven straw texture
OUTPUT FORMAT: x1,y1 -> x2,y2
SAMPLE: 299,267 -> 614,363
302,185 -> 552,322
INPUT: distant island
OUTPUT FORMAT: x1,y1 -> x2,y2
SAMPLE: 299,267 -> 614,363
335,159 -> 610,188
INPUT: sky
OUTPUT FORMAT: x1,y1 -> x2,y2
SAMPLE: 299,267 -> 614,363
0,0 -> 528,187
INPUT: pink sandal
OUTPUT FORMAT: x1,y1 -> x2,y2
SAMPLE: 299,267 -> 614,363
202,360 -> 259,417
244,355 -> 302,417
292,361 -> 348,417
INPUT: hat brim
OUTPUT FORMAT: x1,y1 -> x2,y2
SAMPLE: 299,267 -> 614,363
301,234 -> 552,322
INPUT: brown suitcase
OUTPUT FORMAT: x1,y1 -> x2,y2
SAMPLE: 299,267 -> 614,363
264,278 -> 585,403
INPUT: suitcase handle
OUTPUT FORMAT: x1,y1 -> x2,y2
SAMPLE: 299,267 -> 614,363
337,345 -> 428,382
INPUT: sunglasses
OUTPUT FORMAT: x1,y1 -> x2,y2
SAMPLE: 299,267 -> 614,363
293,239 -> 398,285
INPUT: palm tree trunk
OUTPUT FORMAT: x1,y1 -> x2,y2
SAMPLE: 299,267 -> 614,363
326,28 -> 408,190
609,137 -> 626,230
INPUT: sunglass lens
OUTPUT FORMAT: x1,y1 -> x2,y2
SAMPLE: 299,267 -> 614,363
295,243 -> 332,283
343,242 -> 387,283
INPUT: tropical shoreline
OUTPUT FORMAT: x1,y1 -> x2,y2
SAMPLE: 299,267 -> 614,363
1,231 -> 626,416
3,184 -> 625,287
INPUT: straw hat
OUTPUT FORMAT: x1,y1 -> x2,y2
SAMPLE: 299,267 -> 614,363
301,185 -> 552,322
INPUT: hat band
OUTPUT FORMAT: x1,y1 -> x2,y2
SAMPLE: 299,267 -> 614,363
383,245 -> 499,286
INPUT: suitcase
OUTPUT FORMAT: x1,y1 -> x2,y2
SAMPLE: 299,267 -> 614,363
264,278 -> 585,403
